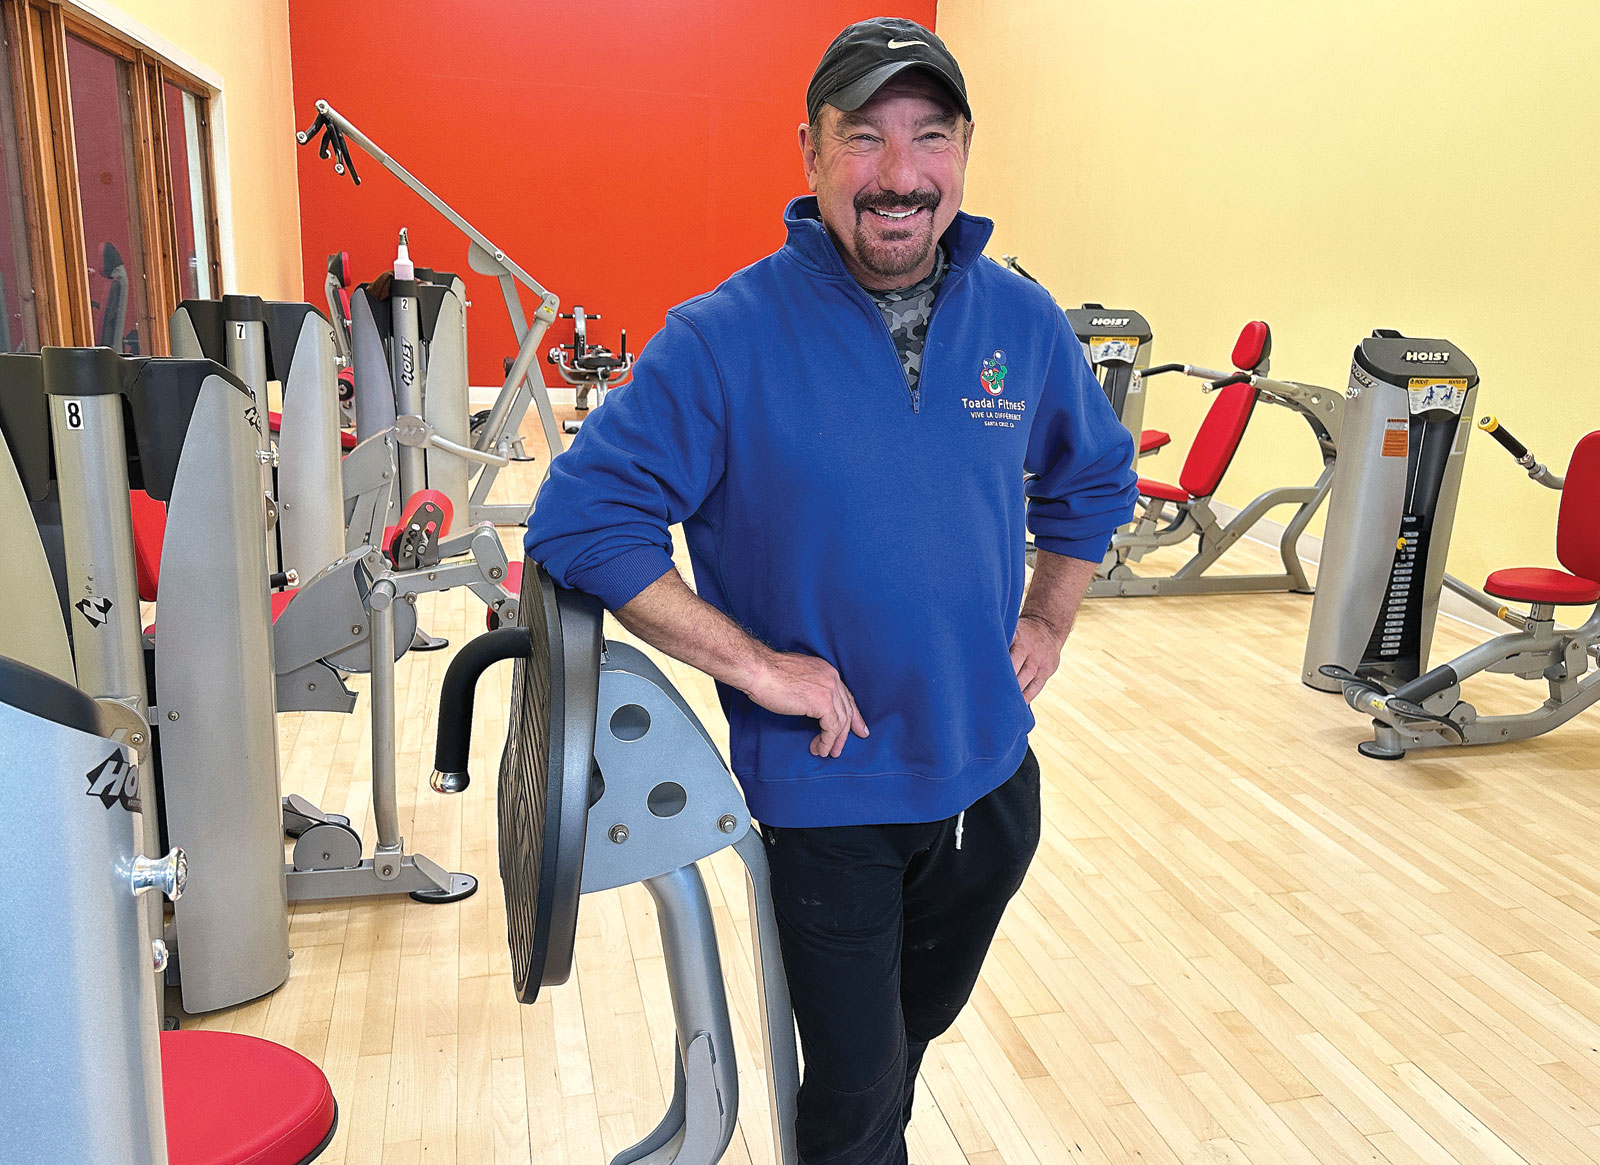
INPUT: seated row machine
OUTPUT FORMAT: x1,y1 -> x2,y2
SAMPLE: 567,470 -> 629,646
432,563 -> 800,1164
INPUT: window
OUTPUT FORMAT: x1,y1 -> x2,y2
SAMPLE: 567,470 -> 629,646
0,0 -> 223,352
0,16 -> 37,351
163,81 -> 214,301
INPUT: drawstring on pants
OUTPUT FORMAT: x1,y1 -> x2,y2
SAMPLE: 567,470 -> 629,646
955,810 -> 965,851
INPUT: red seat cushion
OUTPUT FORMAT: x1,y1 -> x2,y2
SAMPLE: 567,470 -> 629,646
1137,476 -> 1189,504
267,409 -> 283,434
130,490 -> 167,601
1178,383 -> 1256,500
339,428 -> 357,450
1483,567 -> 1600,606
1139,429 -> 1170,455
162,1030 -> 336,1165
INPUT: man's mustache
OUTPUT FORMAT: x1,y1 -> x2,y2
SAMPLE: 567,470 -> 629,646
854,191 -> 940,215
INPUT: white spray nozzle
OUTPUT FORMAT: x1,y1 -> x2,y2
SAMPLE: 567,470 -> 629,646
394,227 -> 414,281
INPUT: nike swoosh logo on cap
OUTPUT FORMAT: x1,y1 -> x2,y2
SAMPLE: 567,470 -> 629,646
887,38 -> 926,49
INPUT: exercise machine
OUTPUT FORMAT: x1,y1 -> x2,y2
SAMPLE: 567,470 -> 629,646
0,348 -> 481,1012
1088,320 -> 1344,597
431,564 -> 800,1164
0,654 -> 339,1162
999,257 -> 1169,460
1302,330 -> 1480,701
0,347 -> 290,1014
547,305 -> 635,434
1318,413 -> 1600,758
298,100 -> 566,523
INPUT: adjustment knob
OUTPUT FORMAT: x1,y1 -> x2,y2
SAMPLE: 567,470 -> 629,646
131,848 -> 188,901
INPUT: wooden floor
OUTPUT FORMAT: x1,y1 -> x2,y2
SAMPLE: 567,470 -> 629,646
193,435 -> 1600,1164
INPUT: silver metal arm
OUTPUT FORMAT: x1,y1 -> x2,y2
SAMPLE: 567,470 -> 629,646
308,101 -> 558,320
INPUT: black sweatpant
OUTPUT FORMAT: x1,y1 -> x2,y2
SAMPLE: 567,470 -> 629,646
760,747 -> 1042,1165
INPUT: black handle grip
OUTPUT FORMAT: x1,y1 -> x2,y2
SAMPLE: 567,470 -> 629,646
268,572 -> 293,590
432,625 -> 535,792
1478,416 -> 1529,460
1140,363 -> 1185,378
1209,372 -> 1251,391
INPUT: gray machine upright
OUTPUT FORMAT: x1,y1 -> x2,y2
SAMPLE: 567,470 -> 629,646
0,657 -> 186,1163
170,295 -> 347,582
1061,303 -> 1154,461
1303,331 -> 1479,691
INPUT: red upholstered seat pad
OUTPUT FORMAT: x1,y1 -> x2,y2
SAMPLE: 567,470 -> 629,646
1139,429 -> 1171,454
271,589 -> 298,622
162,1030 -> 335,1165
1137,476 -> 1189,504
1484,567 -> 1600,606
505,560 -> 523,593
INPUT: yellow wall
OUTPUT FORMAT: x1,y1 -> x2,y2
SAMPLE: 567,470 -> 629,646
83,0 -> 302,299
938,0 -> 1600,589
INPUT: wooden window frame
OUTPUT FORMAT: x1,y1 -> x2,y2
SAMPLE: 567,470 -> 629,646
0,0 -> 225,352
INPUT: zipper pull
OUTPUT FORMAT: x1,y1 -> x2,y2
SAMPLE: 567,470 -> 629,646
955,809 -> 965,850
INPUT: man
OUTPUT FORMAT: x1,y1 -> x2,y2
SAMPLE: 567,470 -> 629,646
526,16 -> 1138,1164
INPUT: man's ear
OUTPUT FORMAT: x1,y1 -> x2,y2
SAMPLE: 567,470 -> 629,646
799,121 -> 821,192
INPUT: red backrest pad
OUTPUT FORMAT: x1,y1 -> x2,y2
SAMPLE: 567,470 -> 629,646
1231,320 -> 1271,372
400,488 -> 453,538
1557,431 -> 1600,583
1179,384 -> 1258,500
129,490 -> 167,602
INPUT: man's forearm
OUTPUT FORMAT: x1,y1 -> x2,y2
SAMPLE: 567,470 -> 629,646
1020,547 -> 1100,641
614,569 -> 773,692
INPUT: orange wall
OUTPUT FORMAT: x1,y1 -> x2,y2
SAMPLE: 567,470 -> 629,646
288,0 -> 938,385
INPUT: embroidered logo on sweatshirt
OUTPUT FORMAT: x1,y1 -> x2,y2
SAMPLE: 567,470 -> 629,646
979,349 -> 1007,396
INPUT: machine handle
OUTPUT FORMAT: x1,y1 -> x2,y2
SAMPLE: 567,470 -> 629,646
1141,363 -> 1185,378
269,569 -> 299,590
431,625 -> 536,793
1207,372 -> 1252,392
1478,415 -> 1529,460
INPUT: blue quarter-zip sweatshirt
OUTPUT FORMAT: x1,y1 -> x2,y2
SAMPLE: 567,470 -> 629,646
526,197 -> 1138,828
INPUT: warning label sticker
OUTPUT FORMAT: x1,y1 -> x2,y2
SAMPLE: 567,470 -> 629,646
1381,418 -> 1410,457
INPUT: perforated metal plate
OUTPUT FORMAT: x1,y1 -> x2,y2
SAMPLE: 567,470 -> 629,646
497,562 -> 602,1004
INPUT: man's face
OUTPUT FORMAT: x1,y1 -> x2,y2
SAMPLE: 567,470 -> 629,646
800,72 -> 973,290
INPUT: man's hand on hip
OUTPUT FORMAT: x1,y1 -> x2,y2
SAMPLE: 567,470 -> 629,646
1010,614 -> 1065,703
747,652 -> 870,758
615,570 -> 869,758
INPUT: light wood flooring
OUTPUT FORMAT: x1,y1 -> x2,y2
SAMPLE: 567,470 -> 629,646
192,435 -> 1600,1164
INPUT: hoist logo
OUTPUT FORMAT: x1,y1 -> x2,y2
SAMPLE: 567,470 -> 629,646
1089,317 -> 1129,327
980,349 -> 1008,396
86,750 -> 140,811
75,596 -> 113,628
244,405 -> 262,433
1403,351 -> 1450,363
400,342 -> 416,388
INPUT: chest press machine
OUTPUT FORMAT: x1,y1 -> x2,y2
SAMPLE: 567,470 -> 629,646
1308,332 -> 1600,758
1088,320 -> 1344,598
431,564 -> 801,1165
298,100 -> 567,524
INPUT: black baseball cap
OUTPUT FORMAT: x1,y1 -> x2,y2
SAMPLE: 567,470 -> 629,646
806,17 -> 971,126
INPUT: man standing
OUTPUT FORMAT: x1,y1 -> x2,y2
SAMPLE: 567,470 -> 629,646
526,17 -> 1137,1164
